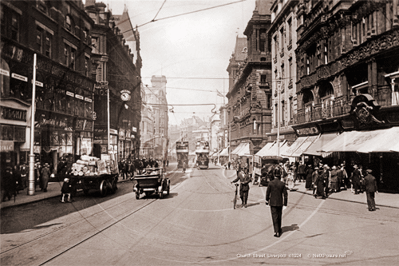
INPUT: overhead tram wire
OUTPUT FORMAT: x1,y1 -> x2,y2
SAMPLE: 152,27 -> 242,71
135,0 -> 248,29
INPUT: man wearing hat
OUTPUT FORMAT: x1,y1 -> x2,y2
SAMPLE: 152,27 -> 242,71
350,165 -> 361,194
364,169 -> 378,211
40,163 -> 51,192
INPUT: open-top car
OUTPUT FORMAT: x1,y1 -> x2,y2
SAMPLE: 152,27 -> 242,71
133,168 -> 170,199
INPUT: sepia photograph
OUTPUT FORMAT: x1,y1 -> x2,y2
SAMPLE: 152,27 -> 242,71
1,0 -> 399,265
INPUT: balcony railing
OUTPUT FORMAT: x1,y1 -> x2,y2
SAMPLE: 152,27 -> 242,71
296,102 -> 352,124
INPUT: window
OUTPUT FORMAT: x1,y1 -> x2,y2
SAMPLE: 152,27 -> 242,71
91,36 -> 99,53
37,0 -> 48,14
287,18 -> 292,45
63,42 -> 77,70
288,58 -> 292,80
324,42 -> 328,64
65,15 -> 73,33
11,13 -> 19,41
266,93 -> 272,109
281,101 -> 285,126
259,29 -> 266,52
274,35 -> 278,57
85,56 -> 90,77
261,75 -> 266,83
289,97 -> 294,121
280,28 -> 284,52
36,26 -> 52,58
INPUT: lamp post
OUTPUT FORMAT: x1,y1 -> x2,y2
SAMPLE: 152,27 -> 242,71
28,54 -> 37,196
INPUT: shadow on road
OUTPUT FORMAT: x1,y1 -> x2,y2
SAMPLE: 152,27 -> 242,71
282,223 -> 299,234
0,183 -> 134,234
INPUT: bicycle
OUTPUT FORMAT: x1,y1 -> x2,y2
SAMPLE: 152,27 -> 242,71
233,183 -> 239,209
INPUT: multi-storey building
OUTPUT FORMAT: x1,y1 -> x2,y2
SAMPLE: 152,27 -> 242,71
1,0 -> 95,171
145,75 -> 169,160
85,0 -> 142,162
269,0 -> 299,146
226,0 -> 273,161
291,0 -> 399,191
139,83 -> 155,158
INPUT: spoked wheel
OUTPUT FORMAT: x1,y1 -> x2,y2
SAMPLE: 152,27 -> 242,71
99,180 -> 108,197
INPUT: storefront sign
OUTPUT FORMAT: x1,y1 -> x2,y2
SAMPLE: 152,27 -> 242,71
31,80 -> 43,87
84,97 -> 92,102
0,106 -> 27,121
0,68 -> 10,76
0,140 -> 14,152
110,128 -> 118,135
66,91 -> 74,97
75,94 -> 84,100
11,73 -> 27,82
296,126 -> 319,136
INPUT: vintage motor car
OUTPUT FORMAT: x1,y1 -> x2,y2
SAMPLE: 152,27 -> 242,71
133,168 -> 170,199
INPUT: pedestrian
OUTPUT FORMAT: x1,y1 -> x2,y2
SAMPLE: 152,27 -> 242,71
273,163 -> 284,181
359,165 -> 365,193
265,172 -> 288,237
1,165 -> 17,202
312,166 -> 319,195
20,163 -> 28,190
40,163 -> 51,192
182,160 -> 186,173
321,165 -> 331,197
330,166 -> 339,193
340,163 -> 349,190
13,164 -> 23,193
231,168 -> 252,208
60,178 -> 73,203
305,164 -> 313,190
364,169 -> 378,211
350,164 -> 361,194
297,162 -> 306,182
35,161 -> 41,191
314,168 -> 325,199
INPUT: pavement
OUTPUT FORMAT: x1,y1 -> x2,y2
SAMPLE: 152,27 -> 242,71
0,176 -> 132,210
2,165 -> 398,210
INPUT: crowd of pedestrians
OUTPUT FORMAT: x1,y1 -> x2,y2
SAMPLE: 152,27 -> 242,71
118,157 -> 165,180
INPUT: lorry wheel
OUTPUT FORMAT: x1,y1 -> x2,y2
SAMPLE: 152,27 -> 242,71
100,180 -> 108,197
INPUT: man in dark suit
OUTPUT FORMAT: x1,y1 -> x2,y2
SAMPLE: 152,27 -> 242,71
364,169 -> 378,211
266,175 -> 288,237
351,164 -> 361,194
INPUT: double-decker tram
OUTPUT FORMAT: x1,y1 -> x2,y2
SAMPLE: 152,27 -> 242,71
195,140 -> 209,169
176,141 -> 189,169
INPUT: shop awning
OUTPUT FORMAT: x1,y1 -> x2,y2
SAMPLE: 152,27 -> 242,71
303,133 -> 339,156
357,127 -> 399,153
322,128 -> 397,153
236,142 -> 251,156
261,140 -> 287,157
255,142 -> 275,157
219,147 -> 229,156
291,135 -> 319,157
282,136 -> 308,157
231,143 -> 245,155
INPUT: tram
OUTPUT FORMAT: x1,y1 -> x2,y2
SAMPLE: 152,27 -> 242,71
195,140 -> 209,169
176,141 -> 189,169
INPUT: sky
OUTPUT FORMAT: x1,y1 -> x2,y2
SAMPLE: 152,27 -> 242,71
106,0 -> 257,125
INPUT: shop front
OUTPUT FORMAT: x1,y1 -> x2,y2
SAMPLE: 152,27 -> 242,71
0,98 -> 30,168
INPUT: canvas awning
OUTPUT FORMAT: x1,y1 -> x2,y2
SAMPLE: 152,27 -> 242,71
356,127 -> 399,153
290,135 -> 319,157
303,133 -> 339,156
219,147 -> 229,156
261,140 -> 287,157
236,142 -> 251,156
322,128 -> 399,153
282,136 -> 308,157
231,143 -> 245,155
255,142 -> 275,157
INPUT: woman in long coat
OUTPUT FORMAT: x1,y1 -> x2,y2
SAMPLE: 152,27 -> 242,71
40,163 -> 51,192
314,168 -> 325,199
305,164 -> 313,190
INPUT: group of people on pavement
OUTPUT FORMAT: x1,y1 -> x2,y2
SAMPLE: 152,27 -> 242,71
118,157 -> 164,179
1,160 -> 52,202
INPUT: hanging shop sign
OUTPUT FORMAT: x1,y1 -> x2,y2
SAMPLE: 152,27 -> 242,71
120,90 -> 131,101
110,128 -> 118,135
132,127 -> 137,132
11,73 -> 27,82
0,68 -> 10,76
119,128 -> 125,140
